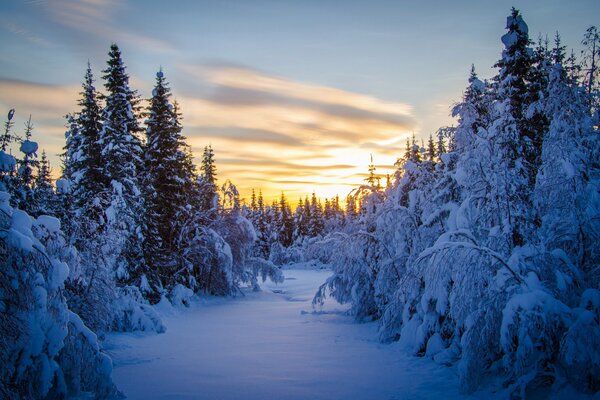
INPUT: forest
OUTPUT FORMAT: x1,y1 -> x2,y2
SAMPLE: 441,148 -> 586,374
1,7 -> 599,400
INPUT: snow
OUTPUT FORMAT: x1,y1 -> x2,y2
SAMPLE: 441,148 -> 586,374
20,139 -> 39,155
0,150 -> 16,172
105,268 -> 481,400
169,284 -> 194,307
36,215 -> 61,233
501,31 -> 519,48
48,259 -> 69,291
55,178 -> 71,194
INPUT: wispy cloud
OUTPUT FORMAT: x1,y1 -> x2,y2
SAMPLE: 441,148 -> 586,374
34,0 -> 171,52
0,62 -> 412,201
0,20 -> 53,47
174,64 -> 412,200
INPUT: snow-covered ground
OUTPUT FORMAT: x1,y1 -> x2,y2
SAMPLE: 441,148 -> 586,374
104,268 -> 482,399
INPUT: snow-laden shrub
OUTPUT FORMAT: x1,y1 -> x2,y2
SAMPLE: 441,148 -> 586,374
499,274 -> 573,397
112,286 -> 166,333
179,224 -> 234,295
559,289 -> 600,393
169,284 -> 195,307
52,311 -> 122,399
244,257 -> 284,291
269,241 -> 304,266
0,192 -> 119,399
379,230 -> 516,376
303,232 -> 347,265
313,231 -> 381,320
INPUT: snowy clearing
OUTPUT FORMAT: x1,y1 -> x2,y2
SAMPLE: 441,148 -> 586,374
105,268 -> 481,400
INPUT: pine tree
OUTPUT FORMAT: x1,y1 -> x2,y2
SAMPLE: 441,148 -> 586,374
581,26 -> 599,96
198,145 -> 218,220
99,43 -> 145,285
309,192 -> 324,236
491,8 -> 546,248
427,134 -> 436,162
293,197 -> 306,241
31,150 -> 57,217
251,190 -> 270,258
0,108 -> 16,152
141,69 -> 196,301
15,115 -> 39,212
277,192 -> 294,246
72,63 -> 105,209
366,154 -> 380,188
0,109 -> 18,196
250,188 -> 257,211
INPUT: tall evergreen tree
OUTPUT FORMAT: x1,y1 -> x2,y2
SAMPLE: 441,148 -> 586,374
142,69 -> 196,301
309,192 -> 324,237
198,145 -> 218,220
73,63 -> 105,208
31,150 -> 57,217
99,43 -> 145,284
277,192 -> 294,246
15,116 -> 39,212
491,8 -> 542,247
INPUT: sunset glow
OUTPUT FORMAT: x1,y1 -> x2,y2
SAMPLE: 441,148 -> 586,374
0,0 -> 596,203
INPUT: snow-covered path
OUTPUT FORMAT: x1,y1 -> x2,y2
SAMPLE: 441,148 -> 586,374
104,269 -> 472,400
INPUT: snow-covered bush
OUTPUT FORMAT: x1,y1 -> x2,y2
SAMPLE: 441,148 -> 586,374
560,289 -> 600,393
169,284 -> 194,307
303,232 -> 347,265
0,192 -> 119,399
313,231 -> 381,320
269,241 -> 304,266
112,286 -> 166,333
178,224 -> 234,295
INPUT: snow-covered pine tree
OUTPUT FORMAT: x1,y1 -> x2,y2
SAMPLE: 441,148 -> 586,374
0,109 -> 18,196
276,192 -> 294,247
142,69 -> 196,302
59,72 -> 121,332
308,192 -> 324,237
198,145 -> 218,221
99,43 -> 145,286
581,26 -> 599,96
250,190 -> 270,258
31,150 -> 57,217
536,61 -> 599,286
14,116 -> 39,213
292,197 -> 305,243
491,7 -> 544,249
72,63 -> 105,214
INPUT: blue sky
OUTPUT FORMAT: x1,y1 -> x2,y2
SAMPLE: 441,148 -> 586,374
0,0 -> 598,201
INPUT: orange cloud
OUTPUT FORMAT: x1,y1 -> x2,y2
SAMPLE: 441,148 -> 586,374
0,64 -> 412,203
174,64 -> 413,201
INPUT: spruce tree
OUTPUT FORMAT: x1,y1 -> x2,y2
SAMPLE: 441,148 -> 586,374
427,134 -> 436,162
309,192 -> 324,236
15,116 -> 39,212
492,8 -> 543,247
277,192 -> 294,246
142,69 -> 196,300
99,43 -> 145,285
31,150 -> 57,217
0,108 -> 19,196
581,26 -> 599,96
199,145 -> 218,220
74,63 -> 105,207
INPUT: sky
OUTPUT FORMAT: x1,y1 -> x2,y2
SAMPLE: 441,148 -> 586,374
0,0 -> 598,203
